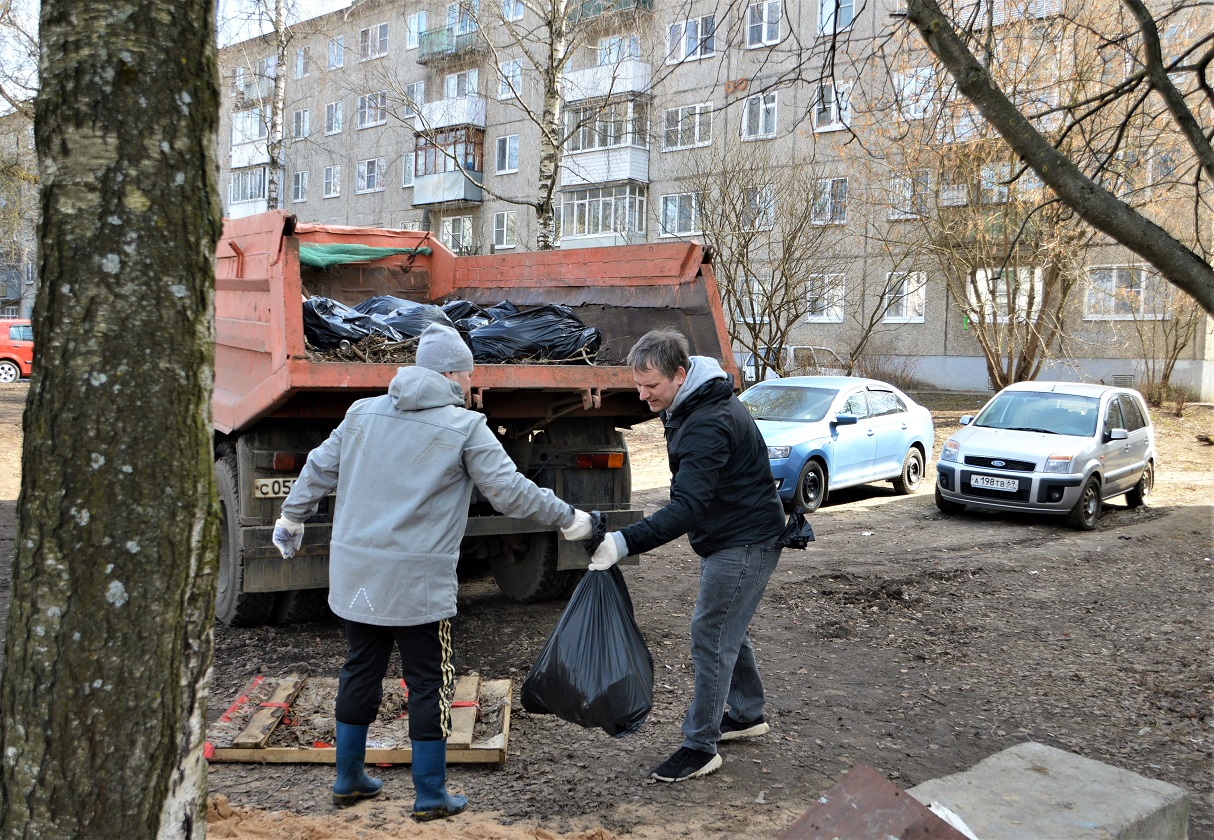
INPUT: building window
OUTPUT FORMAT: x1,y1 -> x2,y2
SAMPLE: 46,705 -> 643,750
599,34 -> 641,65
360,23 -> 389,60
970,267 -> 1042,322
742,92 -> 777,139
406,11 -> 427,50
447,0 -> 479,35
415,128 -> 485,176
814,82 -> 850,130
292,108 -> 310,139
747,0 -> 782,47
498,59 -> 522,99
663,103 -> 712,150
323,165 -> 341,197
402,153 -> 414,187
441,216 -> 475,252
495,134 -> 519,174
356,158 -> 386,193
325,101 -> 343,134
229,167 -> 267,205
294,46 -> 311,79
742,185 -> 776,230
445,69 -> 479,98
291,171 -> 308,203
1085,266 -> 1165,320
888,170 -> 931,219
884,272 -> 927,323
807,274 -> 845,322
231,108 -> 266,145
404,81 -> 425,119
818,0 -> 854,34
895,67 -> 934,120
357,92 -> 388,129
560,184 -> 647,239
667,15 -> 716,63
938,167 -> 969,206
501,0 -> 524,21
494,211 -> 517,249
660,192 -> 701,236
980,163 -> 1011,204
811,177 -> 848,225
565,99 -> 649,152
327,36 -> 344,69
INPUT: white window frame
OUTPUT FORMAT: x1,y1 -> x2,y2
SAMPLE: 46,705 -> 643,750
743,184 -> 776,231
599,34 -> 641,65
980,163 -> 1011,204
228,167 -> 267,205
402,153 -> 415,188
495,134 -> 519,174
883,271 -> 927,323
1085,265 -> 1166,320
406,11 -> 427,50
663,102 -> 712,150
818,0 -> 855,34
404,81 -> 425,119
814,81 -> 850,131
356,158 -> 386,193
895,67 -> 934,120
494,211 -> 517,249
971,267 -> 1043,322
291,171 -> 308,203
559,184 -> 648,240
747,0 -> 782,47
291,108 -> 310,139
328,36 -> 344,69
659,192 -> 701,237
807,274 -> 845,322
294,46 -> 311,79
498,59 -> 522,99
742,92 -> 777,139
666,15 -> 716,63
231,108 -> 267,145
501,0 -> 524,21
564,99 -> 649,152
323,164 -> 341,198
325,101 -> 343,134
445,69 -> 479,99
357,92 -> 389,129
811,177 -> 848,225
888,170 -> 931,219
441,216 -> 475,252
359,23 -> 389,61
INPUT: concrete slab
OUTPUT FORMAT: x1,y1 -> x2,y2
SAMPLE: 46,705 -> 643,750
908,742 -> 1189,840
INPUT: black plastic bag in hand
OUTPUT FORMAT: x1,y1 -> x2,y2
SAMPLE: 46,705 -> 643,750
778,507 -> 815,549
521,566 -> 653,738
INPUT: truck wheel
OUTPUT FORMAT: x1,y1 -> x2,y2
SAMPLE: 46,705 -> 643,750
215,457 -> 276,626
491,532 -> 570,602
270,589 -> 332,624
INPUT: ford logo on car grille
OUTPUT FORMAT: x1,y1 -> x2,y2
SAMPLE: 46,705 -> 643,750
991,460 -> 1006,467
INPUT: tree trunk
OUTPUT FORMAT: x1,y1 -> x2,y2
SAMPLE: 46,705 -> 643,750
266,0 -> 289,210
0,1 -> 221,837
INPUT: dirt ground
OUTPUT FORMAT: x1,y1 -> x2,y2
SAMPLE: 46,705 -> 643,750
1,381 -> 1211,839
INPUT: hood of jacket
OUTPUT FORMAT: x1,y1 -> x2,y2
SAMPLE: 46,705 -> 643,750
667,355 -> 731,417
387,365 -> 466,411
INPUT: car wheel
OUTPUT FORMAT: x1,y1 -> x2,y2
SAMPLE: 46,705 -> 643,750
1125,461 -> 1153,508
795,460 -> 826,513
935,485 -> 965,515
1067,476 -> 1102,530
892,447 -> 924,495
0,361 -> 19,384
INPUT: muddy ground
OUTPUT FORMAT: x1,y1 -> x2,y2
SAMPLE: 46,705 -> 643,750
1,382 -> 1211,839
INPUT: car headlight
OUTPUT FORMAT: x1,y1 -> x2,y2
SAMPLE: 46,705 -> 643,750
1044,454 -> 1073,474
940,440 -> 959,462
767,446 -> 791,460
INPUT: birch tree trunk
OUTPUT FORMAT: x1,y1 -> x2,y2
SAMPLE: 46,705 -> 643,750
266,0 -> 288,210
0,0 -> 221,837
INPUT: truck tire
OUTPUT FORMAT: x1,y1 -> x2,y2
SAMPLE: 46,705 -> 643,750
270,588 -> 332,624
491,532 -> 571,602
215,457 -> 276,626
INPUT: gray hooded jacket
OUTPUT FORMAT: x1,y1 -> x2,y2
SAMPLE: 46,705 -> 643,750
282,365 -> 575,626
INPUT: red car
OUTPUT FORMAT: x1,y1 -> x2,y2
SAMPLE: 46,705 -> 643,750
0,319 -> 33,383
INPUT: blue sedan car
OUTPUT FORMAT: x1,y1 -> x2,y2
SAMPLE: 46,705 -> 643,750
739,376 -> 936,513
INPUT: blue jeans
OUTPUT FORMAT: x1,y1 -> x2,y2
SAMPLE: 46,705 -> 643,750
682,540 -> 781,753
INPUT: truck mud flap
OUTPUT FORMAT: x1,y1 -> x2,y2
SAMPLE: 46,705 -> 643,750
240,524 -> 331,593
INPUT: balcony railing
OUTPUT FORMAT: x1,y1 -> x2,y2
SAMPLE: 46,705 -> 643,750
417,25 -> 486,63
420,95 -> 487,131
568,0 -> 653,24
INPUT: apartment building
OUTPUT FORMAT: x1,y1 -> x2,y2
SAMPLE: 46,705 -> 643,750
0,109 -> 37,319
216,0 -> 1213,399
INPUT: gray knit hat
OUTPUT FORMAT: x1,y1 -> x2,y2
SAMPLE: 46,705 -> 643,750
416,323 -> 474,373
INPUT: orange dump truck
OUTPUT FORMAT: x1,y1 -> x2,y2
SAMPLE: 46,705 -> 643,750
213,210 -> 737,626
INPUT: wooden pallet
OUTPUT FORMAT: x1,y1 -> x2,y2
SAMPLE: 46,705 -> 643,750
205,673 -> 511,765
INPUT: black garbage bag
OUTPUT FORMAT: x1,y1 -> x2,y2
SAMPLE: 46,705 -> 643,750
521,566 -> 653,738
303,297 -> 404,349
353,295 -> 454,338
467,303 -> 602,363
440,299 -> 484,322
484,300 -> 519,320
778,506 -> 815,549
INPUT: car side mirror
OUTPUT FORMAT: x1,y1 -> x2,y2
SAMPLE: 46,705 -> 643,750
1106,427 -> 1128,442
832,413 -> 859,426
959,415 -> 973,426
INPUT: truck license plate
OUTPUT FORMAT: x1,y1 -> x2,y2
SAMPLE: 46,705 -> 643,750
253,477 -> 296,498
970,474 -> 1018,492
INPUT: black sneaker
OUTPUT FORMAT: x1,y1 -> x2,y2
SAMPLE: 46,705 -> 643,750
650,747 -> 723,782
719,713 -> 769,741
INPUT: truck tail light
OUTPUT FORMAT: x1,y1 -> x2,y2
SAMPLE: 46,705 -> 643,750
272,452 -> 306,471
574,452 -> 625,469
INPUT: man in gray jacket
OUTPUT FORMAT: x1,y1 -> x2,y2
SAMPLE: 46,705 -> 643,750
272,323 -> 592,820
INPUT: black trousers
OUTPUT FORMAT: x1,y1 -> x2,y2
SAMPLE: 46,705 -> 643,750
335,618 -> 455,742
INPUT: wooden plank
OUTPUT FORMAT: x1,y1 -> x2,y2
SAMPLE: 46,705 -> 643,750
231,676 -> 306,749
447,674 -> 481,748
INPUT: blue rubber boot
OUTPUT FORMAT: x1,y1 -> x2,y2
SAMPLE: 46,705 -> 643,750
331,722 -> 383,807
411,739 -> 468,822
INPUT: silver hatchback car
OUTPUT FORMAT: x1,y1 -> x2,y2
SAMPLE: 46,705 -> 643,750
934,381 -> 1156,530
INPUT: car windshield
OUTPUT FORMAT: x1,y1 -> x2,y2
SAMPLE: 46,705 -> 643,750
740,385 -> 839,422
974,391 -> 1099,436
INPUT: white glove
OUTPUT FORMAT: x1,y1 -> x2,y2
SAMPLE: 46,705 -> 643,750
272,517 -> 305,559
559,509 -> 593,541
588,532 -> 623,571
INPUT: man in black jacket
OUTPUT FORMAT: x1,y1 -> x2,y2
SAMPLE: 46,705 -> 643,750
589,328 -> 785,782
